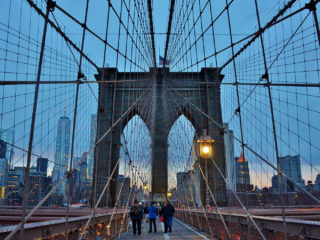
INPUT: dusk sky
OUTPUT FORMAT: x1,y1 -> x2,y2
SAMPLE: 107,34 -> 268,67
0,0 -> 319,191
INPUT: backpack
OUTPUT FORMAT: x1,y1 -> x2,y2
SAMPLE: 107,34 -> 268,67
132,204 -> 141,216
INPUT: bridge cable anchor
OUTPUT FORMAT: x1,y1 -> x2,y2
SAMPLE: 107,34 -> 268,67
260,72 -> 268,82
305,0 -> 316,11
47,0 -> 56,12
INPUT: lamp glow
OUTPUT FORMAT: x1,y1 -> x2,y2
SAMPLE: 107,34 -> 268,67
202,146 -> 210,154
197,129 -> 214,158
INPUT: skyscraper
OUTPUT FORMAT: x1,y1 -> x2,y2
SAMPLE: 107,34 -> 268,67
70,157 -> 81,203
0,129 -> 14,167
80,152 -> 88,186
28,171 -> 52,206
0,140 -> 8,187
176,170 -> 198,204
37,158 -> 48,176
280,155 -> 304,187
314,174 -> 320,191
6,169 -> 22,206
118,174 -> 130,207
0,140 -> 7,159
52,116 -> 71,196
235,151 -> 251,192
88,114 -> 97,180
272,155 -> 304,192
223,123 -> 236,191
0,140 -> 8,203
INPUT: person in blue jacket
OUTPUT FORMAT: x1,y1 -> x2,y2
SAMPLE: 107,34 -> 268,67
130,199 -> 144,235
148,201 -> 158,233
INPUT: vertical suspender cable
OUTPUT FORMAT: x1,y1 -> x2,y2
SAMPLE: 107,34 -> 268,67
65,0 -> 90,237
17,1 -> 53,239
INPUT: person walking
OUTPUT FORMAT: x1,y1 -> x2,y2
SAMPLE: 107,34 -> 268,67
159,202 -> 167,233
148,201 -> 158,233
163,200 -> 175,233
130,199 -> 144,235
144,203 -> 149,223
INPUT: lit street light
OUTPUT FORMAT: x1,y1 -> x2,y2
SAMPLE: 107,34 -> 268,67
196,129 -> 214,210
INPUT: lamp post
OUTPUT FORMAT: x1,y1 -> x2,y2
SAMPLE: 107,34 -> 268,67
197,129 -> 214,210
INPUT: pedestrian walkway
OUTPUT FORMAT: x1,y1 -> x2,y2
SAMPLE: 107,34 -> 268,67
119,217 -> 211,239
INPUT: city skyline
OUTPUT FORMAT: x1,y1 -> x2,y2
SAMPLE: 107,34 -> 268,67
0,114 -> 319,190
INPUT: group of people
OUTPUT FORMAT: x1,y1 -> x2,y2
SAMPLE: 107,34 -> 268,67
129,199 -> 175,235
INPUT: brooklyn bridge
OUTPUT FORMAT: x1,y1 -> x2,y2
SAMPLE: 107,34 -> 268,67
0,0 -> 320,239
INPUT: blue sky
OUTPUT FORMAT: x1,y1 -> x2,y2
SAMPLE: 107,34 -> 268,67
0,0 -> 320,191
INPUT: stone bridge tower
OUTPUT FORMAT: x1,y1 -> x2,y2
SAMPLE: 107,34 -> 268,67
93,67 -> 226,207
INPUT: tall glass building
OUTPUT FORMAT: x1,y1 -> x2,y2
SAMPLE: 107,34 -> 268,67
52,116 -> 71,196
88,114 -> 97,180
280,155 -> 304,192
0,140 -> 8,187
272,155 -> 304,192
0,129 -> 14,167
235,151 -> 251,192
223,123 -> 236,191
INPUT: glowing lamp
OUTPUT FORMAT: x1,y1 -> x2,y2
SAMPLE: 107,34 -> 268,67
197,129 -> 214,158
143,185 -> 147,190
167,192 -> 172,197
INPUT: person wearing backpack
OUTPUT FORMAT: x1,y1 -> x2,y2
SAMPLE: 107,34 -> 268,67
130,199 -> 144,235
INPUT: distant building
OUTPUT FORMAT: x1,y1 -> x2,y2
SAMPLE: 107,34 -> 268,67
6,169 -> 22,206
0,141 -> 8,190
70,157 -> 81,203
0,140 -> 7,158
280,155 -> 304,191
0,129 -> 14,167
118,175 -> 130,207
80,152 -> 88,186
70,168 -> 81,203
88,114 -> 97,180
272,155 -> 304,193
28,171 -> 52,206
37,158 -> 48,176
271,175 -> 280,192
176,170 -> 198,204
314,174 -> 320,191
78,153 -> 89,202
80,179 -> 92,205
131,184 -> 145,201
14,166 -> 26,183
223,123 -> 236,191
52,116 -> 71,196
0,140 -> 8,202
235,152 -> 252,192
306,180 -> 313,192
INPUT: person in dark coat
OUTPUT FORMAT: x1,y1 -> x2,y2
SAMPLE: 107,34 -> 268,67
144,203 -> 149,222
129,199 -> 144,235
148,201 -> 158,233
159,203 -> 167,233
163,200 -> 175,233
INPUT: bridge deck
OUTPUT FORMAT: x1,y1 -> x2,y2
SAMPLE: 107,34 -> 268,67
119,217 -> 212,239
